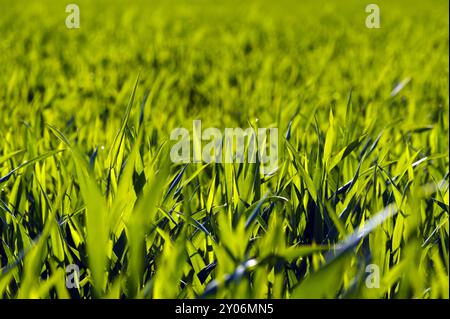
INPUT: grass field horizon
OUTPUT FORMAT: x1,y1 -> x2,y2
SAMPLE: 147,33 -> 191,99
0,0 -> 448,299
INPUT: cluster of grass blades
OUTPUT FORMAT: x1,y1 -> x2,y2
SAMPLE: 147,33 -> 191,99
0,0 -> 448,299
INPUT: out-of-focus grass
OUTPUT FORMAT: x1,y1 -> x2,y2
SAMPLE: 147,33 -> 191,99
0,0 -> 448,298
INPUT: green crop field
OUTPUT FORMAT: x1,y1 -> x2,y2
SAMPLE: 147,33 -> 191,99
0,0 -> 448,299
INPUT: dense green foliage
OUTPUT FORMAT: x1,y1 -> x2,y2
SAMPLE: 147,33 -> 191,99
0,0 -> 448,298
